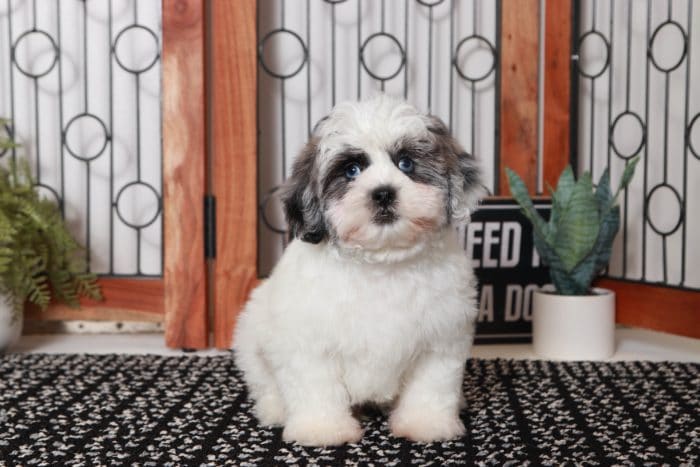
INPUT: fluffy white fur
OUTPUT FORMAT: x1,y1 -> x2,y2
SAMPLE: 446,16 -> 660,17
234,96 -> 482,446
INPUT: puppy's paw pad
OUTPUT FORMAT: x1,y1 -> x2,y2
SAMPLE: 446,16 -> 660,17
390,410 -> 465,443
283,415 -> 363,446
254,394 -> 286,427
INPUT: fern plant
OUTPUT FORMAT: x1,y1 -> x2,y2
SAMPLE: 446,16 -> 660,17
0,126 -> 101,319
506,157 -> 639,296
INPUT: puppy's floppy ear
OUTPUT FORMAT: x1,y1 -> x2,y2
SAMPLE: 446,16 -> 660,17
426,115 -> 486,224
281,138 -> 327,244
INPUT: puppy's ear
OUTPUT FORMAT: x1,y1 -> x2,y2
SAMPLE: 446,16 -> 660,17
426,115 -> 486,224
281,138 -> 327,244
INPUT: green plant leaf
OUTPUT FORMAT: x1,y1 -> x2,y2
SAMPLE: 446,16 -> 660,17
0,150 -> 103,312
553,172 -> 599,271
614,155 -> 641,201
506,168 -> 550,240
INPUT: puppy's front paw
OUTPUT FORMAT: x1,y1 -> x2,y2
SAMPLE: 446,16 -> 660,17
254,392 -> 286,427
283,413 -> 363,446
390,408 -> 465,443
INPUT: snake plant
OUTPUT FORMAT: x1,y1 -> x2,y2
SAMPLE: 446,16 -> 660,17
506,157 -> 639,295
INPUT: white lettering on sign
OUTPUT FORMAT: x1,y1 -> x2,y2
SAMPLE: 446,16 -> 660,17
504,284 -> 522,322
467,221 -> 523,268
478,285 -> 494,322
532,247 -> 541,268
482,222 -> 500,268
502,284 -> 537,322
466,222 -> 483,267
523,284 -> 539,320
500,222 -> 521,268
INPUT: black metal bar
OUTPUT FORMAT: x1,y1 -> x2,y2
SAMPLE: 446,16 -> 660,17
109,0 -> 114,274
357,0 -> 361,99
331,1 -> 336,106
493,0 -> 502,194
680,0 -> 692,286
427,4 -> 433,112
448,0 -> 454,130
641,0 -> 651,280
8,0 -> 16,163
403,0 -> 408,100
306,0 -> 311,137
57,0 -> 65,216
570,0 -> 580,174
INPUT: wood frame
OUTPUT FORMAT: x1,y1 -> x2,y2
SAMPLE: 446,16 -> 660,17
162,0 -> 208,349
498,0 -> 539,195
210,0 -> 258,349
25,278 -> 163,322
544,1 -> 699,336
542,0 -> 573,189
204,0 -> 697,348
28,1 -> 212,346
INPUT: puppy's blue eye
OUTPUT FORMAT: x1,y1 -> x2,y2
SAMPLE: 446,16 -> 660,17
345,163 -> 362,179
398,157 -> 414,173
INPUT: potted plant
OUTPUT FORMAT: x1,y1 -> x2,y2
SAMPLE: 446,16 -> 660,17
0,123 -> 102,351
506,157 -> 639,360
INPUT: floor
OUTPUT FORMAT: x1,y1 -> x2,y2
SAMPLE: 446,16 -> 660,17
12,327 -> 700,362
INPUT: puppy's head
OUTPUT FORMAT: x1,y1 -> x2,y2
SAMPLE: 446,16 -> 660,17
282,96 -> 484,257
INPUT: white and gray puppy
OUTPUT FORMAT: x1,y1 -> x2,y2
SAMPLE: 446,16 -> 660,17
234,96 -> 484,446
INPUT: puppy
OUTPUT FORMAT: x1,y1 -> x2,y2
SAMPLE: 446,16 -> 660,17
234,96 -> 484,446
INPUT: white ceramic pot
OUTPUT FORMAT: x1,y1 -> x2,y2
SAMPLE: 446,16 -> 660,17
0,297 -> 23,353
532,285 -> 615,360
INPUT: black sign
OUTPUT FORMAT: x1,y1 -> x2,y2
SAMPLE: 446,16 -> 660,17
467,199 -> 551,344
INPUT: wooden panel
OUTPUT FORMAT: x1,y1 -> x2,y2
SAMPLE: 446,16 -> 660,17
25,278 -> 164,322
596,279 -> 700,339
499,0 -> 540,195
542,0 -> 572,189
211,0 -> 258,349
162,0 -> 208,349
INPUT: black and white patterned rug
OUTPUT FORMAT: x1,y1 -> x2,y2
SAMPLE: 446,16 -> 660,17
0,354 -> 697,465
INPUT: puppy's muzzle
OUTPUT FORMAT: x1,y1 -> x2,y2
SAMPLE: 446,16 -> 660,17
371,185 -> 398,224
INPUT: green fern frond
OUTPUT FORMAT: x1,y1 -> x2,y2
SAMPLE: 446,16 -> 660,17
0,126 -> 103,314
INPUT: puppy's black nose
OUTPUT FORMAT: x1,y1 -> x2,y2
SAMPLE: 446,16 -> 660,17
371,186 -> 396,208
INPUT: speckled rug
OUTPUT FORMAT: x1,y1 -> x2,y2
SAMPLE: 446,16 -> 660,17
0,354 -> 697,465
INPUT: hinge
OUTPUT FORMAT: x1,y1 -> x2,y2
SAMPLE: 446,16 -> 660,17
204,195 -> 216,259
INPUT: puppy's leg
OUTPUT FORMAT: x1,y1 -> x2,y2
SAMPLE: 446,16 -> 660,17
234,313 -> 286,427
390,346 -> 467,443
274,354 -> 362,447
235,346 -> 286,427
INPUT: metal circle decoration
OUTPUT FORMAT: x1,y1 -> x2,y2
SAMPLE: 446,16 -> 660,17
34,183 -> 61,206
645,184 -> 683,236
576,30 -> 610,79
688,113 -> 700,160
114,181 -> 162,229
360,32 -> 406,81
0,122 -> 13,158
417,0 -> 446,6
648,21 -> 687,73
609,111 -> 646,160
259,186 -> 287,235
113,25 -> 160,74
453,35 -> 497,82
12,30 -> 59,79
258,29 -> 308,79
63,113 -> 110,162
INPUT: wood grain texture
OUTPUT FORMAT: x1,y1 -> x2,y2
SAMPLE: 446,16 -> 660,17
26,278 -> 164,322
211,0 -> 258,349
596,279 -> 700,338
162,0 -> 208,349
543,0 -> 572,190
499,0 -> 540,195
